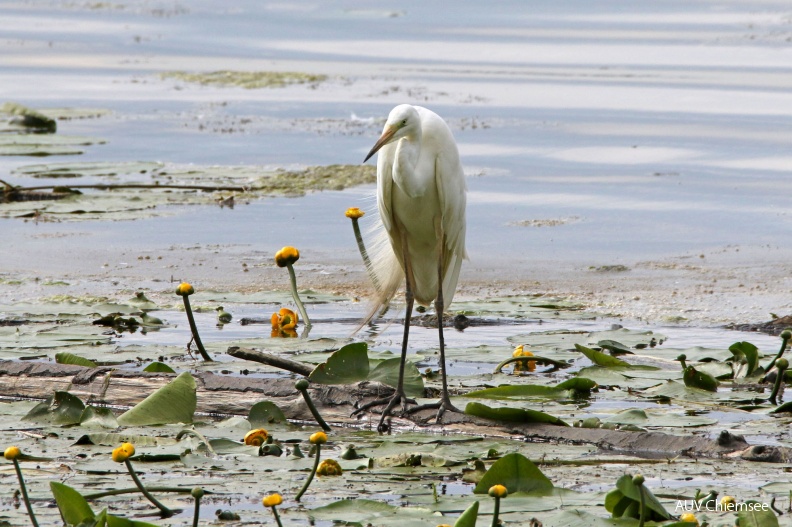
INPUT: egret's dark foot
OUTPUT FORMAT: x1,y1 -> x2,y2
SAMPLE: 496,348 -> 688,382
405,398 -> 461,423
352,392 -> 416,433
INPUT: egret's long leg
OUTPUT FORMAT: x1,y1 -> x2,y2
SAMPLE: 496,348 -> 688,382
352,225 -> 417,432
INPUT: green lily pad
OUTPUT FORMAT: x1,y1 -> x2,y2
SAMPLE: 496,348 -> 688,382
736,501 -> 779,527
50,482 -> 95,525
55,351 -> 98,368
309,342 -> 370,384
602,408 -> 717,428
464,378 -> 596,399
23,391 -> 85,425
142,362 -> 176,373
248,401 -> 288,427
79,406 -> 119,428
465,402 -> 568,426
473,452 -> 553,494
117,372 -> 196,426
730,341 -> 761,377
454,501 -> 479,527
308,498 -> 434,527
368,357 -> 424,398
575,344 -> 631,367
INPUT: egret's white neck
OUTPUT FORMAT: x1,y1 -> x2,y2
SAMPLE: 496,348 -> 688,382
392,127 -> 425,198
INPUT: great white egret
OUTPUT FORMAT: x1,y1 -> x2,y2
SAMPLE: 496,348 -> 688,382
357,104 -> 467,431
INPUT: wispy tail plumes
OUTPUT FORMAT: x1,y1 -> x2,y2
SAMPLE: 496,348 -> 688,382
355,216 -> 403,331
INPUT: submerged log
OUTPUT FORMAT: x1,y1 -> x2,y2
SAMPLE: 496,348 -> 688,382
0,360 -> 780,462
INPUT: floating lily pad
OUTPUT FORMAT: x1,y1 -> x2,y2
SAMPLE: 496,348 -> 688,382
575,344 -> 631,367
464,378 -> 596,400
465,402 -> 568,426
248,401 -> 288,427
309,342 -> 370,384
601,408 -> 717,428
23,391 -> 86,425
117,372 -> 196,426
473,452 -> 554,494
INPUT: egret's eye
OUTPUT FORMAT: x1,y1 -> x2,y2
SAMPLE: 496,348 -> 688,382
401,119 -> 407,126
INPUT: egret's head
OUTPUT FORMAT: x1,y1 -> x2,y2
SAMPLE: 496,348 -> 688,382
364,104 -> 419,162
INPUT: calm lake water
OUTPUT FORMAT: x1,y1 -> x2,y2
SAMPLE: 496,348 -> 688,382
1,0 -> 792,319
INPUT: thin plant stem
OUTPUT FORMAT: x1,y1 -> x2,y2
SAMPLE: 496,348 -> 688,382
296,383 -> 331,432
124,459 -> 174,517
286,264 -> 311,328
192,494 -> 201,527
295,444 -> 321,502
182,295 -> 212,361
351,217 -> 380,292
490,496 -> 500,527
271,506 -> 284,527
637,485 -> 646,527
768,332 -> 791,371
770,365 -> 788,405
12,459 -> 39,527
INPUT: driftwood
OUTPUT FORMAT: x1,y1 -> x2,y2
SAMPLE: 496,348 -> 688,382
0,359 -> 786,462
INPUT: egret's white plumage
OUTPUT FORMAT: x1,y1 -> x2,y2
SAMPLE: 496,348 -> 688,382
360,104 -> 467,428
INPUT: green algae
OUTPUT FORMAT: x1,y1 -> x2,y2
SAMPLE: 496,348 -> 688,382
160,70 -> 328,89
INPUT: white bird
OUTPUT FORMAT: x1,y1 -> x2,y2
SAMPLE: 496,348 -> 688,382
358,104 -> 467,431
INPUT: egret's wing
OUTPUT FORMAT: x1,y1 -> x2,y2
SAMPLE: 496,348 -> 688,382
435,145 -> 467,308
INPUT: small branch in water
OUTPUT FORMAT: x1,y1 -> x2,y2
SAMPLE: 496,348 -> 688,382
227,347 -> 313,376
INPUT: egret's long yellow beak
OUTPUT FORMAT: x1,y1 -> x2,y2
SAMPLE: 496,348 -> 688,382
364,126 -> 397,163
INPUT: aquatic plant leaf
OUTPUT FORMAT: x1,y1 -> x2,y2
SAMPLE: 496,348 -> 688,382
142,361 -> 176,373
55,351 -> 98,368
50,482 -> 94,525
117,372 -> 196,426
248,401 -> 288,426
683,366 -> 719,392
308,498 -> 434,526
454,501 -> 479,527
309,342 -> 370,384
575,344 -> 630,367
473,452 -> 553,494
13,161 -> 162,179
368,357 -> 424,397
602,408 -> 716,428
371,452 -> 456,468
730,341 -> 760,377
464,378 -> 596,399
597,340 -> 634,355
465,402 -> 568,426
771,401 -> 792,414
735,503 -> 779,527
23,391 -> 85,425
79,406 -> 119,428
73,433 -> 178,447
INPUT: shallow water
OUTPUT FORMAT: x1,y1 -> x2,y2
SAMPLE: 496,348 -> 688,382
1,0 -> 792,278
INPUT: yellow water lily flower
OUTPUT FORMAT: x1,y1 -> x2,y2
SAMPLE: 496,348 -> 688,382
274,246 -> 300,268
175,282 -> 195,296
244,428 -> 269,446
111,442 -> 135,463
488,484 -> 508,498
309,431 -> 328,445
271,308 -> 299,331
4,446 -> 21,460
263,493 -> 283,507
512,345 -> 536,373
679,512 -> 698,524
316,459 -> 343,476
345,207 -> 365,219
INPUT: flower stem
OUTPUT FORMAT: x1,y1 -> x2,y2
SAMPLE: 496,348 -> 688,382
271,506 -> 284,527
637,484 -> 646,527
181,295 -> 212,361
297,383 -> 331,432
351,217 -> 380,292
286,264 -> 311,329
490,496 -> 500,527
295,444 -> 321,502
768,332 -> 791,371
12,459 -> 39,527
192,493 -> 201,527
124,459 -> 174,517
770,365 -> 788,405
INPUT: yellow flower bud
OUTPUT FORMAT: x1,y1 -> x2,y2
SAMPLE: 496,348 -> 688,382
111,442 -> 135,463
316,459 -> 343,476
345,207 -> 365,219
309,431 -> 327,445
262,493 -> 283,507
244,428 -> 269,447
271,308 -> 299,331
175,282 -> 195,296
679,512 -> 698,525
720,496 -> 736,510
488,484 -> 508,498
4,446 -> 21,461
274,246 -> 300,268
